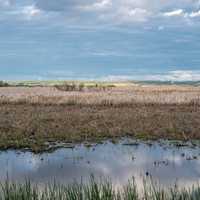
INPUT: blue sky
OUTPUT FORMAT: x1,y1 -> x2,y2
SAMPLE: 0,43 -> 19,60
0,0 -> 200,81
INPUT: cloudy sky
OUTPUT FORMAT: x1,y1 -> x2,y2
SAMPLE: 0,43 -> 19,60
0,0 -> 200,81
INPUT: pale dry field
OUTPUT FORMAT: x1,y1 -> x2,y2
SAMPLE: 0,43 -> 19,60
0,84 -> 200,151
0,84 -> 200,105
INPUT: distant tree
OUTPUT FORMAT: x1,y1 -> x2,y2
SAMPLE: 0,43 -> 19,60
0,81 -> 9,87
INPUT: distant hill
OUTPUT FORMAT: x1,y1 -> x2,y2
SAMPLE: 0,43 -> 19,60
134,80 -> 200,86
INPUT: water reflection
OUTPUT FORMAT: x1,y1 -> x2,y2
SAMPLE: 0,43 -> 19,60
0,140 -> 200,189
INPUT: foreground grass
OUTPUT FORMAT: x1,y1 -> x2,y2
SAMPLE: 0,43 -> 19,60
1,178 -> 200,200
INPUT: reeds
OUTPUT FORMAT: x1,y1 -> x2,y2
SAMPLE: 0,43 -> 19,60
0,84 -> 200,151
0,85 -> 200,105
1,177 -> 200,200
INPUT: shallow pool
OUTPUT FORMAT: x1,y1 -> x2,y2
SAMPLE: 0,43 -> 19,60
0,139 -> 200,189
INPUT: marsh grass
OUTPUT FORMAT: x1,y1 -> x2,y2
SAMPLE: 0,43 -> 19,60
1,177 -> 200,200
0,84 -> 200,106
0,84 -> 200,151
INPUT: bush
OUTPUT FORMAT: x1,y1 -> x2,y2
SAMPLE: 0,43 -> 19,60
0,81 -> 9,87
55,82 -> 87,92
55,82 -> 116,92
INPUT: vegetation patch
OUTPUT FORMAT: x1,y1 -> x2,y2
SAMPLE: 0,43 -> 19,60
0,81 -> 9,87
1,177 -> 200,200
55,82 -> 116,92
0,84 -> 200,151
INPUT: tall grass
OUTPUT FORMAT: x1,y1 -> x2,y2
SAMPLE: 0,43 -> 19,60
0,85 -> 200,105
1,177 -> 200,200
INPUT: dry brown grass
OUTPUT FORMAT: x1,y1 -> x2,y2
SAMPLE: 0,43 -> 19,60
0,84 -> 200,105
0,84 -> 200,151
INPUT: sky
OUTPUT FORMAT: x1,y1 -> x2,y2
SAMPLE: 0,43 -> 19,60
0,0 -> 200,81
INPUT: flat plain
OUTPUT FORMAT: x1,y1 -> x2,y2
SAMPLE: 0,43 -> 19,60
0,82 -> 200,151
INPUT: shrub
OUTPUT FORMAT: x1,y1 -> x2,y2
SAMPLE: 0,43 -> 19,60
0,81 -> 9,87
55,83 -> 85,92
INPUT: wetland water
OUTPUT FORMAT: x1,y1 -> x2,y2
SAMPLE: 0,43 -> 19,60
1,139 -> 200,189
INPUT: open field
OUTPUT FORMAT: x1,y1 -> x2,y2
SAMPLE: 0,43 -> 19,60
0,82 -> 200,151
1,83 -> 200,105
1,177 -> 200,200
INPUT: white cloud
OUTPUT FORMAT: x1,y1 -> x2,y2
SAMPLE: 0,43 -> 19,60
79,0 -> 112,11
154,70 -> 200,81
119,7 -> 151,22
162,9 -> 200,20
163,9 -> 184,17
165,70 -> 200,81
22,5 -> 41,19
100,70 -> 200,82
0,1 -> 44,21
1,0 -> 200,24
189,10 -> 200,18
